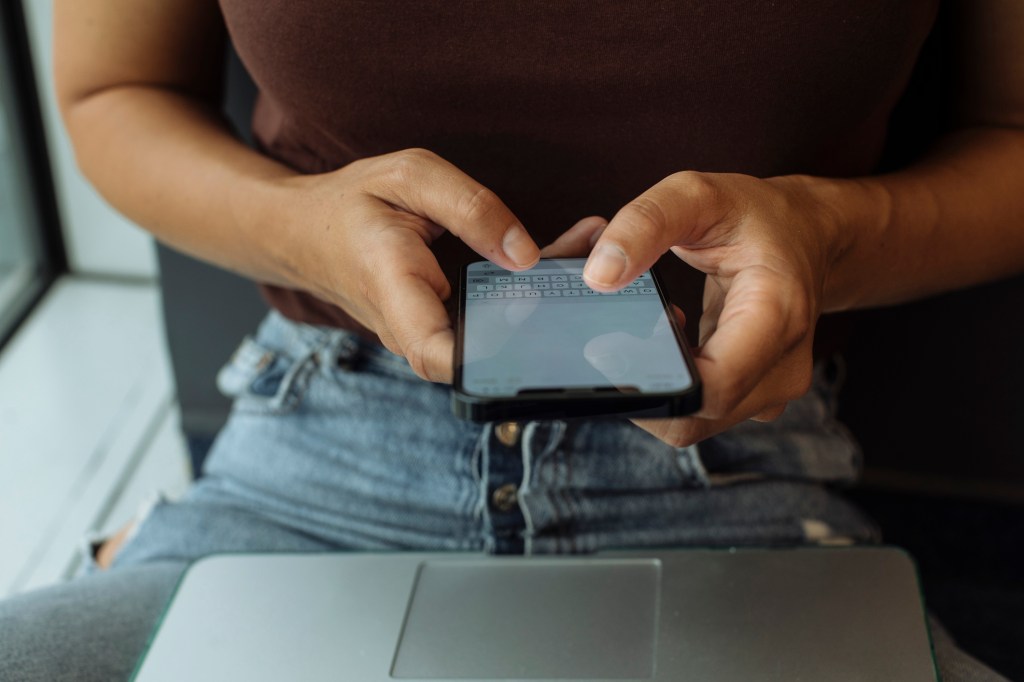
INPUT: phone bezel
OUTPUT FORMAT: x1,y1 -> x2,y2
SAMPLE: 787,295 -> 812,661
451,258 -> 702,422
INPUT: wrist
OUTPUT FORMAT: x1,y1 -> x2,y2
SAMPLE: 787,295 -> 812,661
770,174 -> 892,313
229,170 -> 316,291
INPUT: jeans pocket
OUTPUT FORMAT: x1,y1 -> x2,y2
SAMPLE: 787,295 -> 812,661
217,336 -> 316,415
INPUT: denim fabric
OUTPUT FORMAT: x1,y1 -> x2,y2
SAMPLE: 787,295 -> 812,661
1,310 -> 1010,682
114,311 -> 877,569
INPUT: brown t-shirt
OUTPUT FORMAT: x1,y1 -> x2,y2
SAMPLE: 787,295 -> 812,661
218,0 -> 939,342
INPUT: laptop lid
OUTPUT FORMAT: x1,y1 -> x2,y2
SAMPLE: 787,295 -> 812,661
131,548 -> 938,681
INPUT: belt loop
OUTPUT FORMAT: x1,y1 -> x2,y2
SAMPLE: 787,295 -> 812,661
519,422 -> 541,556
324,332 -> 361,371
677,443 -> 711,488
476,423 -> 496,553
518,420 -> 567,556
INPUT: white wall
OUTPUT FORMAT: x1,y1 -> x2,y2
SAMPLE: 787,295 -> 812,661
21,0 -> 157,279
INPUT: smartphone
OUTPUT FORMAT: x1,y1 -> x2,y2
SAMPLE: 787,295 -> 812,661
452,258 -> 701,421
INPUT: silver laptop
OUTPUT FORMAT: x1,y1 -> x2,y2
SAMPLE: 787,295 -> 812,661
131,548 -> 937,681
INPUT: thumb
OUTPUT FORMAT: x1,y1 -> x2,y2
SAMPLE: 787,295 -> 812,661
584,172 -> 726,291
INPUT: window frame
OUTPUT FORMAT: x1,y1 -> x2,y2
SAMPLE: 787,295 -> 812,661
0,0 -> 67,349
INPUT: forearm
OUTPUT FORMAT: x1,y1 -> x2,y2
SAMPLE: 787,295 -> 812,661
806,126 -> 1024,312
63,86 -> 303,287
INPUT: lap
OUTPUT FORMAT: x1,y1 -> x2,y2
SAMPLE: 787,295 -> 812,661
159,312 -> 879,555
0,313 -> 1008,680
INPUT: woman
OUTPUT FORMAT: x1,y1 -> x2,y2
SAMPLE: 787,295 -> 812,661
1,1 -> 1020,679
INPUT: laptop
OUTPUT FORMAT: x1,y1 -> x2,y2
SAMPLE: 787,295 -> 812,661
131,547 -> 938,681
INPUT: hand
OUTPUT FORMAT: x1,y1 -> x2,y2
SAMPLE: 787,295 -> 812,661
580,172 -> 840,446
277,148 -> 540,383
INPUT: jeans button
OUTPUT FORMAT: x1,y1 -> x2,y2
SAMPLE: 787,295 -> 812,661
491,483 -> 519,512
495,421 -> 520,447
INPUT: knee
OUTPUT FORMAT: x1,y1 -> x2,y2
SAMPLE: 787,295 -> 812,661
0,562 -> 186,682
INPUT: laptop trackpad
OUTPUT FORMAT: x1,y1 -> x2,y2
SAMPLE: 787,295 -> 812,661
392,559 -> 660,679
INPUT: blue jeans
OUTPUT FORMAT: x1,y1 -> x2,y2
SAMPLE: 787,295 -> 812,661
116,311 -> 876,564
0,312 -> 1008,681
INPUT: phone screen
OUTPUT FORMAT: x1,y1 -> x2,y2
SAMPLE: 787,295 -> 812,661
459,259 -> 694,398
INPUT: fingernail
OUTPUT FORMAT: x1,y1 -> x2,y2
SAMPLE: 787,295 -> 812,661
584,243 -> 627,286
502,224 -> 539,267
